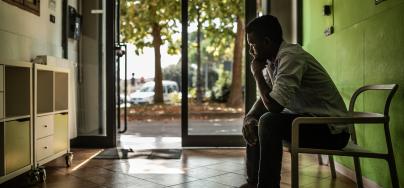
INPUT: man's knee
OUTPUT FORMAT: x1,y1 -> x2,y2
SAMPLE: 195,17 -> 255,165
258,112 -> 284,127
258,113 -> 285,147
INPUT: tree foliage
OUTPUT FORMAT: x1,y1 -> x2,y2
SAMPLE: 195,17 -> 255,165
120,0 -> 181,103
190,0 -> 245,107
120,0 -> 181,55
121,0 -> 245,106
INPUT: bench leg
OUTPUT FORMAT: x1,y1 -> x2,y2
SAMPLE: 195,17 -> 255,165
328,155 -> 336,179
291,152 -> 299,188
387,158 -> 399,188
353,156 -> 363,188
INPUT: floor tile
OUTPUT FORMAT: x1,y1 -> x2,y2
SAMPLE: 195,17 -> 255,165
204,161 -> 245,172
299,164 -> 332,178
301,175 -> 357,188
280,172 -> 328,187
185,166 -> 228,179
1,148 -> 358,188
83,172 -> 145,186
204,172 -> 247,187
168,179 -> 232,188
129,174 -> 198,186
36,175 -> 100,188
103,180 -> 164,188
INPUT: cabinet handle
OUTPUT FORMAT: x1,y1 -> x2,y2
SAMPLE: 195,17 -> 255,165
44,146 -> 48,149
17,117 -> 30,122
44,125 -> 48,128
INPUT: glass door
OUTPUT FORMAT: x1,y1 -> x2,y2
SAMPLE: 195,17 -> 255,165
181,0 -> 248,147
72,0 -> 116,147
117,0 -> 182,149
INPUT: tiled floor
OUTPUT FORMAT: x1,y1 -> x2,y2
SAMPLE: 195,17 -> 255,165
1,148 -> 357,188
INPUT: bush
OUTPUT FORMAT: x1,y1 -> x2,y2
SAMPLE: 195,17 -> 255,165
168,92 -> 181,104
211,68 -> 231,103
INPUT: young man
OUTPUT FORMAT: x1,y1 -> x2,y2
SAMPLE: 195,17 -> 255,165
242,15 -> 350,188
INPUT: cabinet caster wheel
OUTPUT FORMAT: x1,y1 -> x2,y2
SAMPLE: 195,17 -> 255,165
27,171 -> 39,185
65,152 -> 73,167
28,167 -> 45,184
38,167 -> 46,182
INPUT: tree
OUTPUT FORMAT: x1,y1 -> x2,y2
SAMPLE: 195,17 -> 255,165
120,0 -> 180,104
190,0 -> 245,107
196,0 -> 245,107
163,63 -> 181,89
188,1 -> 207,103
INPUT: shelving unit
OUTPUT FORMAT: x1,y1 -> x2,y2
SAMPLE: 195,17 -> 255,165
0,61 -> 33,184
34,64 -> 72,174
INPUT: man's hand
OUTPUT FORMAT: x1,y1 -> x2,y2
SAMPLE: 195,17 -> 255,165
250,59 -> 267,77
242,117 -> 258,146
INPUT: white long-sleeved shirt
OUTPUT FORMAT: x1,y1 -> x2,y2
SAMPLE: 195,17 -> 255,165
264,41 -> 349,134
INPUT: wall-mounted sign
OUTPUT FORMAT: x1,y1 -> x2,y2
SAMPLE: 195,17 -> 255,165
48,0 -> 56,12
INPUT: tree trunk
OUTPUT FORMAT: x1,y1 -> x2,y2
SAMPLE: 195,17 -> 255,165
227,16 -> 244,107
152,22 -> 164,104
196,7 -> 203,103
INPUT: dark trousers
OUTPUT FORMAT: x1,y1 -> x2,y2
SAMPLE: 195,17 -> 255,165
246,112 -> 350,188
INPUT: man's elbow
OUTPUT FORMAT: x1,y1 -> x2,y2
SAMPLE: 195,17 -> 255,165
267,105 -> 284,113
266,97 -> 284,113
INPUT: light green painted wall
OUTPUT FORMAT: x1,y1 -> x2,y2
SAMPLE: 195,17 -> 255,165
303,0 -> 404,187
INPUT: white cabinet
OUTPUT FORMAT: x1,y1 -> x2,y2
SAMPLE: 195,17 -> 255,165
34,64 -> 71,167
35,136 -> 54,161
35,115 -> 54,139
0,62 -> 32,184
0,60 -> 72,184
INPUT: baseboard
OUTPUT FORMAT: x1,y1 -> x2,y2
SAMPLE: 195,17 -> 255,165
334,162 -> 383,188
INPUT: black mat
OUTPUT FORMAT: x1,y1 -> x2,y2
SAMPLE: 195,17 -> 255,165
93,148 -> 182,159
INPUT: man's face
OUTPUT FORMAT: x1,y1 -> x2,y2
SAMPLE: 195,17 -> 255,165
247,32 -> 269,62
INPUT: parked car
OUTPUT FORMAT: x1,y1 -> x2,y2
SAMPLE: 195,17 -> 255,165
130,80 -> 179,104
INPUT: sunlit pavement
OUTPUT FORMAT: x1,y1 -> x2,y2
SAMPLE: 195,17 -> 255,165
121,118 -> 243,137
118,118 -> 243,149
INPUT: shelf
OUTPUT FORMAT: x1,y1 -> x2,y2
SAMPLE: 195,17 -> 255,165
0,92 -> 3,119
54,72 -> 68,111
5,66 -> 30,117
54,110 -> 68,114
0,65 -> 4,91
0,122 -> 4,176
36,112 -> 56,117
3,115 -> 30,122
37,70 -> 54,114
54,114 -> 68,153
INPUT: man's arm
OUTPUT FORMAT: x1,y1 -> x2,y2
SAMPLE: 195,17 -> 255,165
243,98 -> 267,146
245,97 -> 267,121
251,60 -> 284,113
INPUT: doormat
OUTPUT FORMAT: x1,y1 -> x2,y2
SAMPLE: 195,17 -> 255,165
93,148 -> 182,160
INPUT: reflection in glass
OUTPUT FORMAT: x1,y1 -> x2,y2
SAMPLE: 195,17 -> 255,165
187,0 -> 245,135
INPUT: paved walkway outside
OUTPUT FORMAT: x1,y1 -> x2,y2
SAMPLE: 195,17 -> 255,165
118,118 -> 243,149
121,118 -> 243,137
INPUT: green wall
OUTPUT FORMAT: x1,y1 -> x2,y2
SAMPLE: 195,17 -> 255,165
302,0 -> 404,187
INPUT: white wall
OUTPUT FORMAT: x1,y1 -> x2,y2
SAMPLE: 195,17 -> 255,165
0,0 -> 78,62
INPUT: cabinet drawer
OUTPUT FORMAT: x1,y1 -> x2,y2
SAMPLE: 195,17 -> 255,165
36,136 -> 53,161
54,113 -> 68,153
0,92 -> 3,119
0,65 -> 3,91
5,120 -> 31,174
35,115 -> 54,139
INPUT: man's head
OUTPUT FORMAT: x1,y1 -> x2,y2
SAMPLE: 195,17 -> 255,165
246,15 -> 283,62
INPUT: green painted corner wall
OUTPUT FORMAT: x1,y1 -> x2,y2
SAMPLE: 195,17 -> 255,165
302,0 -> 404,187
